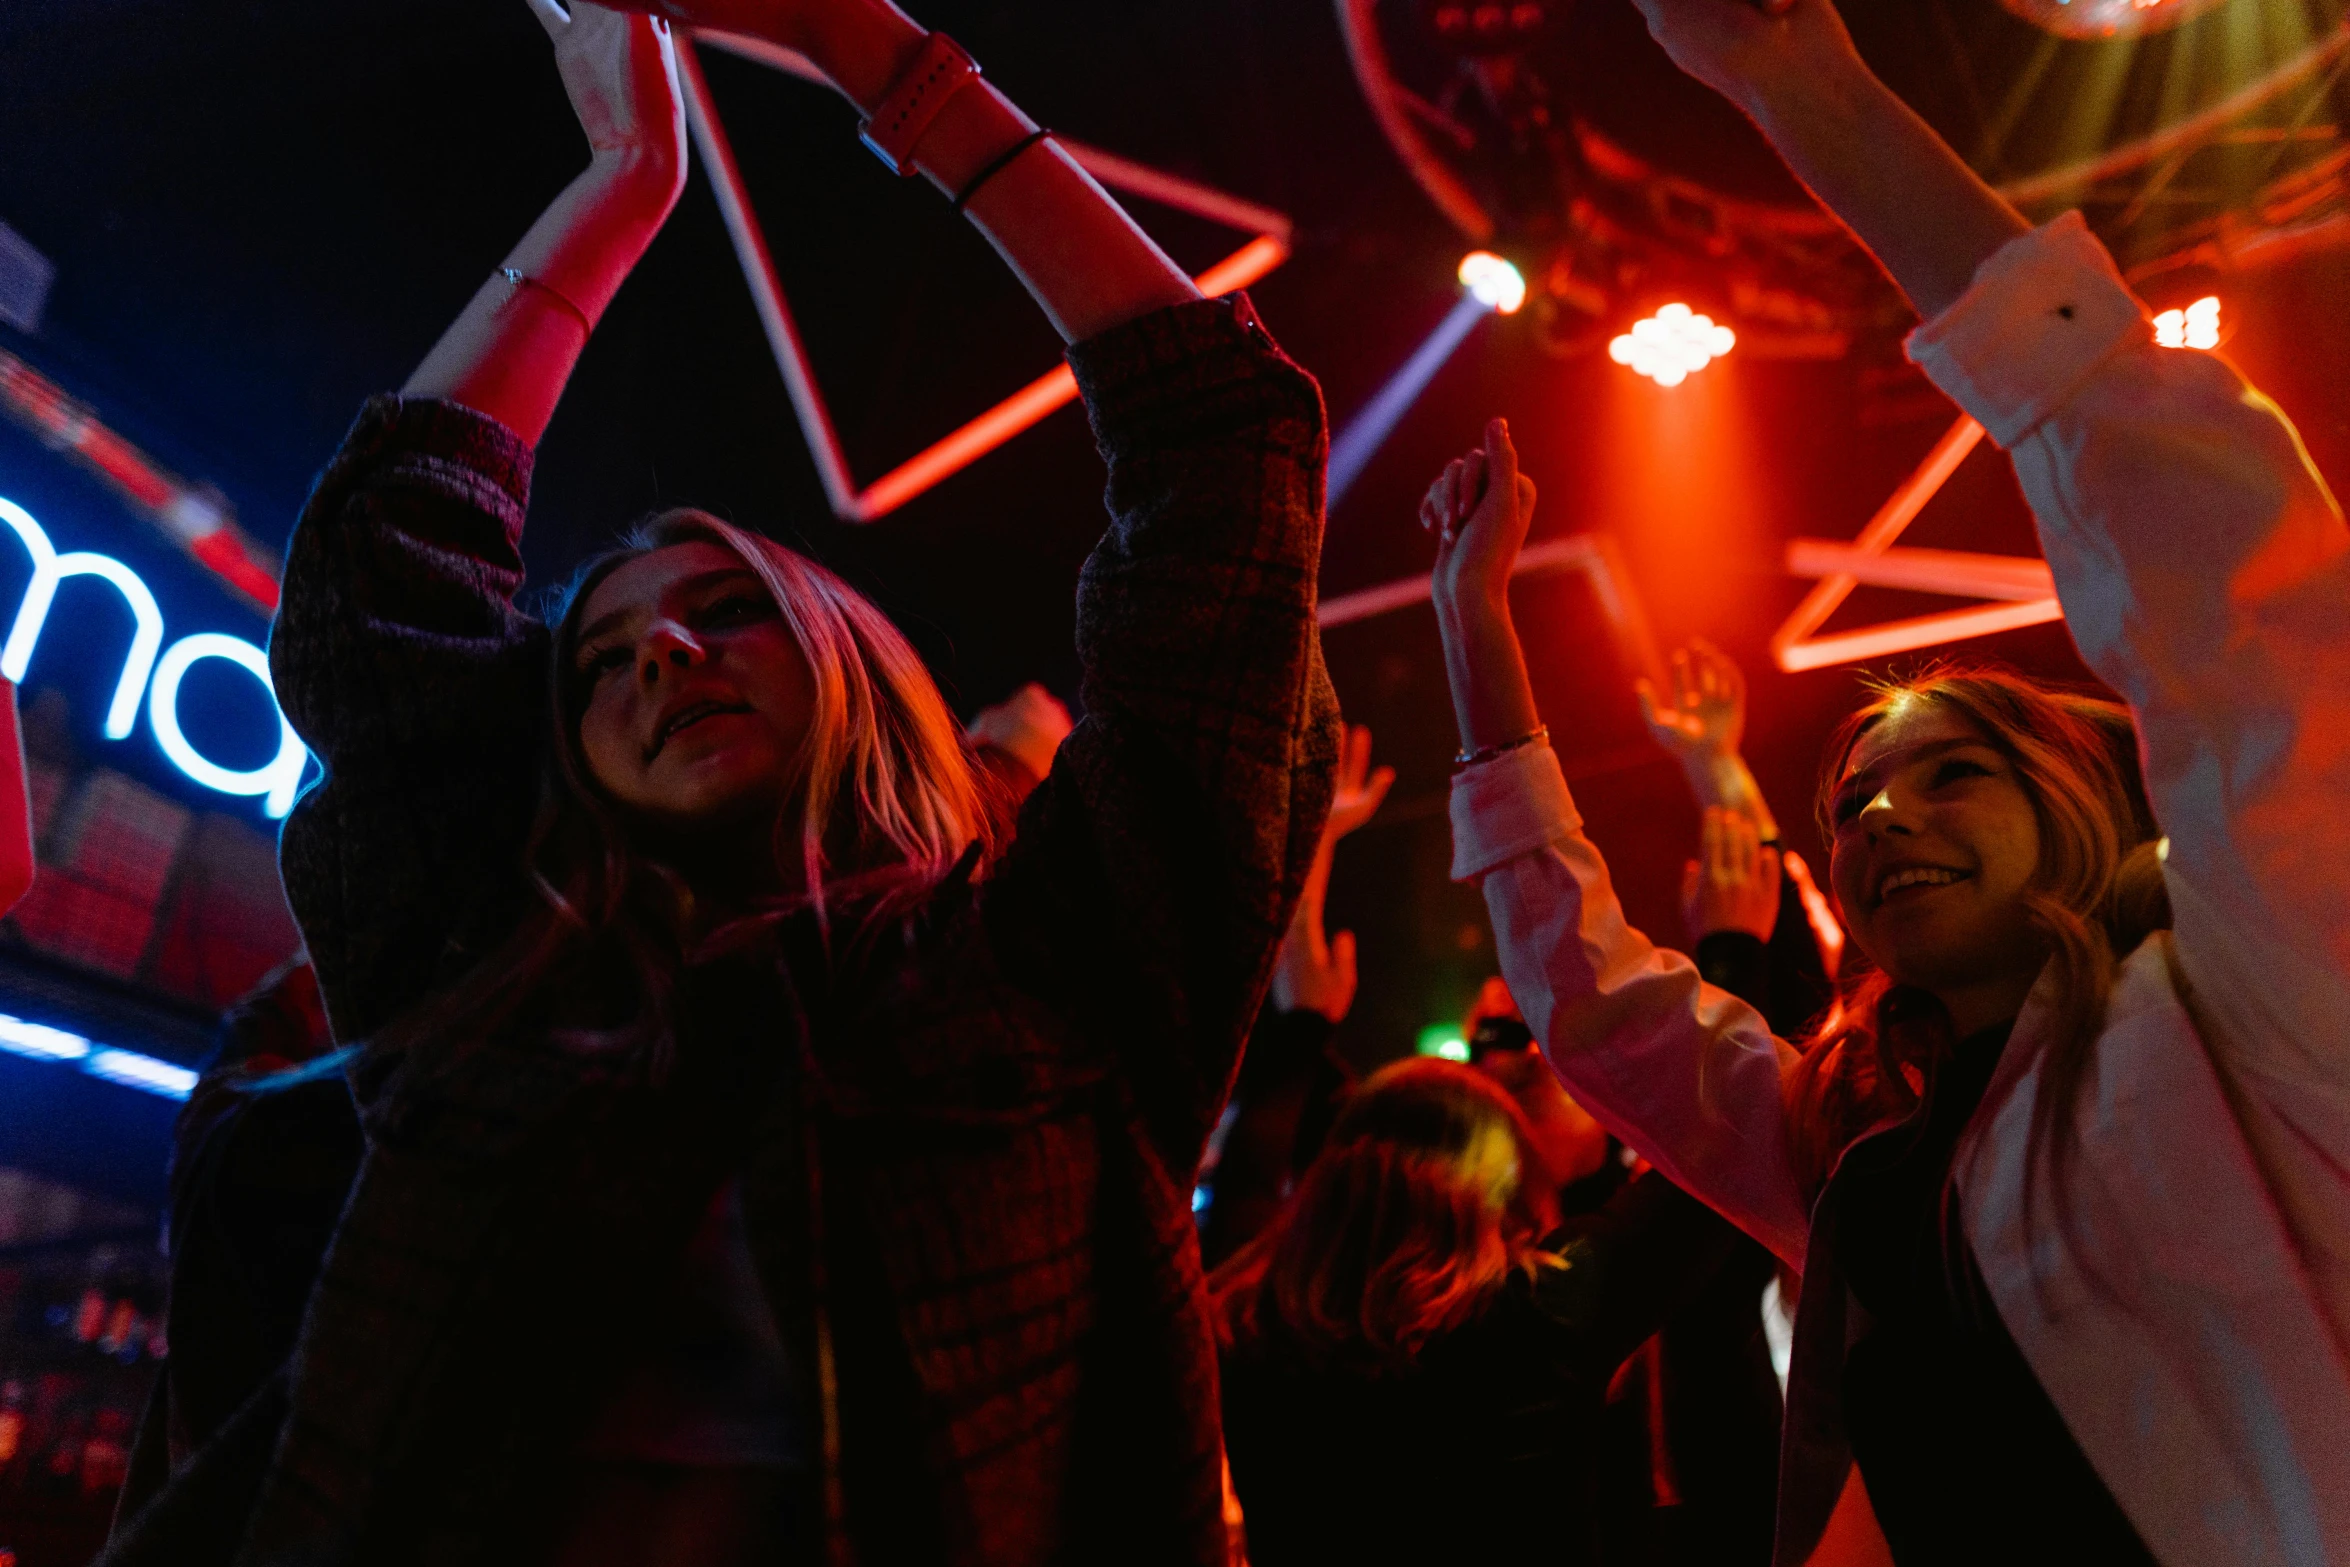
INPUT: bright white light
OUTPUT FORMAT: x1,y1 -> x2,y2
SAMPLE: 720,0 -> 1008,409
2153,295 -> 2221,351
0,499 -> 165,740
0,1013 -> 91,1062
0,1010 -> 196,1099
1458,251 -> 1527,315
0,494 -> 314,815
85,1049 -> 197,1099
147,632 -> 309,819
1609,303 -> 1736,387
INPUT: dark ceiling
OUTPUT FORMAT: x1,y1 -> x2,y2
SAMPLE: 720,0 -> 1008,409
6,0 -> 2348,1061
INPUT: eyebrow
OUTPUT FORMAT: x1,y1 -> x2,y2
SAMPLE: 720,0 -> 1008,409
1836,736 -> 1995,797
574,567 -> 763,656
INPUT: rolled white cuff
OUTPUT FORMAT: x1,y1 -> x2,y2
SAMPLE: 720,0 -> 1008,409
1448,743 -> 1580,882
1905,211 -> 2148,451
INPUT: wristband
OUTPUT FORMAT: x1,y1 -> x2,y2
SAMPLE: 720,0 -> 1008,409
858,32 -> 983,177
952,129 -> 1051,214
1453,725 -> 1549,770
500,268 -> 592,337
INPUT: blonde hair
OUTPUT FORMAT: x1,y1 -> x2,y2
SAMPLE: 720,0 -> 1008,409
396,511 -> 994,1066
1784,663 -> 2168,1231
551,509 -> 993,936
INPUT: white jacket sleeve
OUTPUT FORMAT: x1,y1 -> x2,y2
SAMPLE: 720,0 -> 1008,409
1452,745 -> 1812,1269
1908,213 -> 2350,1114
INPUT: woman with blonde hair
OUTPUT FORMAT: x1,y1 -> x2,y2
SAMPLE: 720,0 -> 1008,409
103,0 -> 1337,1563
1214,1057 -> 1740,1566
1428,2 -> 2350,1562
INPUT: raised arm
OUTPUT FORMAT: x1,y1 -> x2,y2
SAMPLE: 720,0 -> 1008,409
1637,0 -> 2350,1090
615,1 -> 1338,1165
619,0 -> 1198,341
274,4 -> 689,1044
1637,640 -> 1779,843
1429,423 -> 1811,1267
405,2 -> 688,441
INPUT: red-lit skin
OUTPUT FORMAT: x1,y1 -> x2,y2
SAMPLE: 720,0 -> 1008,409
572,542 -> 817,835
1826,699 -> 2046,1036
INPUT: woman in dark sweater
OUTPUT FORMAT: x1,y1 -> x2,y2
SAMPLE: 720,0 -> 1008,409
1214,1059 -> 1741,1566
101,2 -> 1338,1564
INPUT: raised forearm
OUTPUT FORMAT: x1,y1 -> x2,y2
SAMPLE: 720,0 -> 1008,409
1437,601 -> 1542,756
1735,54 -> 2026,322
768,2 -> 1200,343
1679,747 -> 1778,841
403,151 -> 679,444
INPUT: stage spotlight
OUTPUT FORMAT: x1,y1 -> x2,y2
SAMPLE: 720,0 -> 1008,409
2153,295 -> 2221,350
1608,303 -> 1735,388
1458,251 -> 1527,314
1995,0 -> 2227,40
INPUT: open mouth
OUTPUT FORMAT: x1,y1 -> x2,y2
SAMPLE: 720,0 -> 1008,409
1876,866 -> 1970,906
646,700 -> 752,761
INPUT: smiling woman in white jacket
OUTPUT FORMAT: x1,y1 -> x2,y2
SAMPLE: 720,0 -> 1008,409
1422,3 -> 2350,1565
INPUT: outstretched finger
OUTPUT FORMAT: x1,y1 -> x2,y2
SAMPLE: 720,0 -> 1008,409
1339,725 -> 1372,793
1634,679 -> 1661,731
523,0 -> 572,35
1482,417 -> 1518,515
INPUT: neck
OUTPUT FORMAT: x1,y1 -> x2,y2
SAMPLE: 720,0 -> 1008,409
643,815 -> 803,916
1932,961 -> 2043,1039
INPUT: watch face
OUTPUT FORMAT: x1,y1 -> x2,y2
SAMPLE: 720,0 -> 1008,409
1992,0 -> 2232,39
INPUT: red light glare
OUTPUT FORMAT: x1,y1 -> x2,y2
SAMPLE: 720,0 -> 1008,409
2153,296 -> 2221,350
1609,304 -> 1734,387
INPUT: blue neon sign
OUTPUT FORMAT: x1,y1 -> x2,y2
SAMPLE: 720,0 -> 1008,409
0,495 -> 307,818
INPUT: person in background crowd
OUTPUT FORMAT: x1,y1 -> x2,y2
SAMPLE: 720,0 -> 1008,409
1429,0 -> 2350,1560
102,0 -> 1339,1563
1199,725 -> 1392,1267
1213,1055 -> 1743,1567
964,680 -> 1073,825
1639,641 -> 1840,1037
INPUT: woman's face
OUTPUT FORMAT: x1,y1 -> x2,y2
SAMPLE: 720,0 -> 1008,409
573,541 -> 816,829
1827,698 -> 2046,1003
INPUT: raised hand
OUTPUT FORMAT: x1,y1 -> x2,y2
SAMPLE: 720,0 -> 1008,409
968,682 -> 1074,783
1325,724 -> 1396,845
1425,418 -> 1538,624
1637,639 -> 1746,764
1272,725 -> 1390,1024
1682,806 -> 1782,943
526,0 -> 688,184
1270,901 -> 1358,1024
1638,639 -> 1780,839
1423,419 -> 1545,758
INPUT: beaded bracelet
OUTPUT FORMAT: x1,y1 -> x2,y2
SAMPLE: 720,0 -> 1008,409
1453,725 -> 1549,770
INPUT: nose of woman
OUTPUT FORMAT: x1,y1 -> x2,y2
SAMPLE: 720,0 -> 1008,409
639,620 -> 707,682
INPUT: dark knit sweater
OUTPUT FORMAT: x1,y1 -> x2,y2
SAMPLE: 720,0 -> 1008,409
101,294 -> 1338,1567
